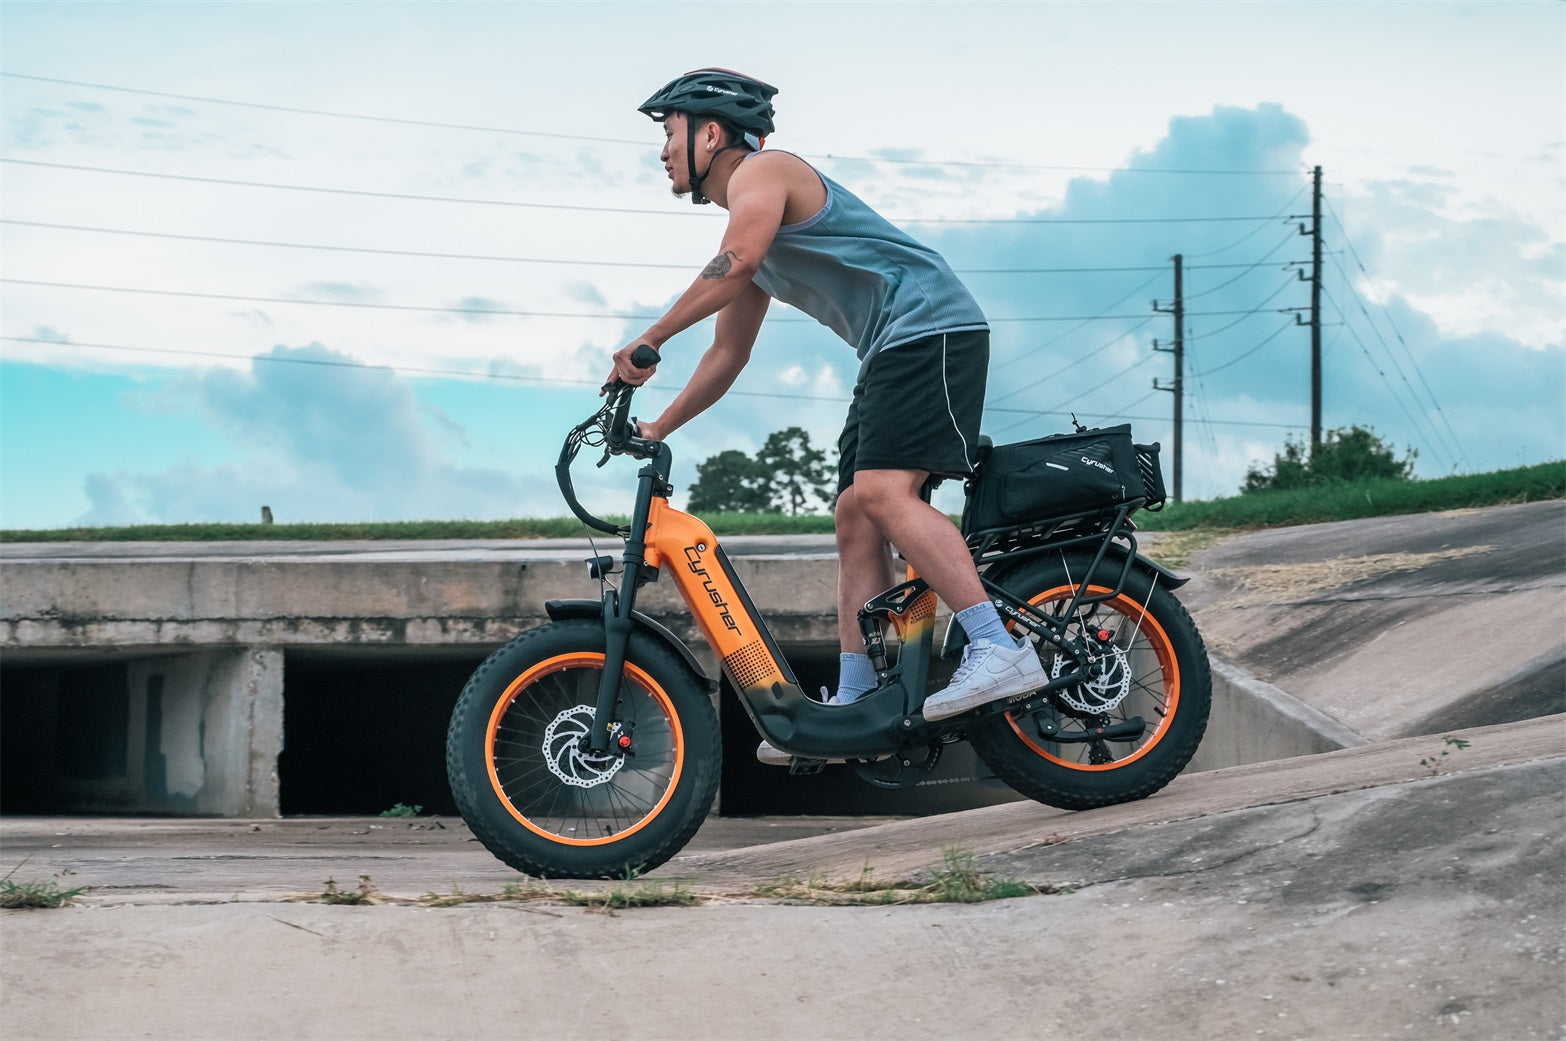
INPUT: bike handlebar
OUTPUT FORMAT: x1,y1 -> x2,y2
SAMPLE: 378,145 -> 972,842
555,345 -> 666,536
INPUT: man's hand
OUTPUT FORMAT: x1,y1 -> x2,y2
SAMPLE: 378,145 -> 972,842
604,341 -> 660,393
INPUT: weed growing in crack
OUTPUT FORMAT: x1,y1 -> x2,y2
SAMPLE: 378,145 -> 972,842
1,863 -> 86,910
1420,735 -> 1472,774
320,875 -> 380,905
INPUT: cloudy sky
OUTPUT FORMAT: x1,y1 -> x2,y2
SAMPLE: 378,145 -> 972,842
2,1 -> 1561,529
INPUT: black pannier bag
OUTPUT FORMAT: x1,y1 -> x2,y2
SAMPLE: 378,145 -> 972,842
961,424 -> 1146,535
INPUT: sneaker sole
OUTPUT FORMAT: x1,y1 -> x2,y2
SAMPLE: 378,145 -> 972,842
922,668 -> 1048,722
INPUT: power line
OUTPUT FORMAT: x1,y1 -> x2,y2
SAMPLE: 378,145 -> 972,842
1183,187 -> 1308,258
982,402 -> 1304,429
0,158 -> 721,218
992,353 -> 1163,436
0,158 -> 1295,225
1189,317 -> 1296,377
1,71 -> 1306,176
0,333 -> 1312,432
992,272 -> 1164,377
1,277 -> 1267,322
1322,199 -> 1468,468
1,72 -> 649,146
0,218 -> 1297,276
1182,274 -> 1301,341
1180,232 -> 1297,300
989,316 -> 1158,404
0,335 -> 846,405
1318,286 -> 1454,471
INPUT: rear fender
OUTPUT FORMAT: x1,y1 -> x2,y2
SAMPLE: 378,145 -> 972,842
544,599 -> 717,691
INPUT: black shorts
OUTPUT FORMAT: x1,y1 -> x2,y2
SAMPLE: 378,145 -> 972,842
838,329 -> 989,495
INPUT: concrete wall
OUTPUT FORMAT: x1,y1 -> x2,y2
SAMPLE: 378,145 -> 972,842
0,549 -> 848,816
1,546 -> 1365,817
1188,657 -> 1366,772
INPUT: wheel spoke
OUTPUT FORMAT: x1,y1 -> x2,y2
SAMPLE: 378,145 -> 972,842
485,660 -> 681,843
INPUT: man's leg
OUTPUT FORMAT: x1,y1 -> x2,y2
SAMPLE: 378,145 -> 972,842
848,469 -> 985,614
833,484 -> 897,654
853,467 -> 1046,721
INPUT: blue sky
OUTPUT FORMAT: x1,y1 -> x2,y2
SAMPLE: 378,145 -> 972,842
1,1 -> 1561,528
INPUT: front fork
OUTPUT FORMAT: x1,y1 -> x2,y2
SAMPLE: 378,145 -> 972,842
585,464 -> 663,756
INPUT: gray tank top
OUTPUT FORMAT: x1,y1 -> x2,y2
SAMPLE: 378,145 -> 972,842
750,163 -> 988,364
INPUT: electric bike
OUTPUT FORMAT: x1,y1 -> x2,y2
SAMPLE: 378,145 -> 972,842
446,347 -> 1212,878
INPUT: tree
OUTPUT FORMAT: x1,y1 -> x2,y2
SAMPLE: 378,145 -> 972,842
756,427 -> 834,515
687,450 -> 771,513
1242,424 -> 1416,494
686,427 -> 836,515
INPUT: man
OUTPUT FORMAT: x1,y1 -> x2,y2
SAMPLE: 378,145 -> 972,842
609,69 -> 1045,759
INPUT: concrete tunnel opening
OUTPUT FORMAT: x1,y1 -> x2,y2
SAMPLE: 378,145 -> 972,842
0,643 -> 1020,818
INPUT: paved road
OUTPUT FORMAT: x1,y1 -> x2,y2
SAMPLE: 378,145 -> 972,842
3,502 -> 1563,1041
2,715 -> 1561,1041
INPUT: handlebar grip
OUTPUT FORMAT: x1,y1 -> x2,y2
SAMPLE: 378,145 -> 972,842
629,344 -> 661,370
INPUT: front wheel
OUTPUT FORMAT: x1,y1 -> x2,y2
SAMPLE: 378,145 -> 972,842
970,552 -> 1211,810
446,619 -> 720,878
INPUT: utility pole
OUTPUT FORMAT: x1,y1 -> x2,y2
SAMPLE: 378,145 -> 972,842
1152,253 -> 1184,502
1296,165 -> 1324,450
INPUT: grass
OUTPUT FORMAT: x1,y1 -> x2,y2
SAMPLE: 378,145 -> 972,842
3,461 -> 1556,544
319,875 -> 381,905
379,803 -> 423,818
1,864 -> 87,910
313,849 -> 1042,912
558,879 -> 700,910
1133,460 -> 1564,533
752,847 -> 1046,905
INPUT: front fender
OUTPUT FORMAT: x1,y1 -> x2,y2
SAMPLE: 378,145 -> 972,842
544,599 -> 717,692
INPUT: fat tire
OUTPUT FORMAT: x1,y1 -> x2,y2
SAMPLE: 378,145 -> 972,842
971,552 -> 1211,811
446,619 -> 719,878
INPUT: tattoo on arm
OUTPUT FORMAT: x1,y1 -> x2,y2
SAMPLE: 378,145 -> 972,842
700,251 -> 738,280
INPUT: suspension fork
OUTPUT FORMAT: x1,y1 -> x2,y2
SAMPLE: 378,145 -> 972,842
584,461 -> 664,755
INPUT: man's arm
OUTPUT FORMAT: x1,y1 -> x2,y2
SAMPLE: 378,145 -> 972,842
611,160 -> 787,385
639,281 -> 770,440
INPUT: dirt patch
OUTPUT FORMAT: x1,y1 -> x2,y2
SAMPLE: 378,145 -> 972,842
1202,545 -> 1494,608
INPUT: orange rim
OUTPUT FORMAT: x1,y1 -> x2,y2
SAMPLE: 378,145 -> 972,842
1006,584 -> 1180,771
484,652 -> 684,846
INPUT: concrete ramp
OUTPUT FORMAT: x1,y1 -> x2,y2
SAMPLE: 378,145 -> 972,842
670,713 -> 1564,886
1180,499 -> 1565,744
2,715 -> 1561,1041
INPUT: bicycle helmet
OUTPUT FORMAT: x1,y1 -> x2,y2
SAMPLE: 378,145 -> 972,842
639,68 -> 778,204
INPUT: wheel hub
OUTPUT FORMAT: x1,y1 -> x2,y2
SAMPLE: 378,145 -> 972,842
1050,640 -> 1133,714
542,705 -> 625,788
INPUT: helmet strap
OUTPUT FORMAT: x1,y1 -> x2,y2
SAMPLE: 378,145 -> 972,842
685,118 -> 710,205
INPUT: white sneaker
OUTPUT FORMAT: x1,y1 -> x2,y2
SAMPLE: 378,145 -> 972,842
922,636 -> 1048,722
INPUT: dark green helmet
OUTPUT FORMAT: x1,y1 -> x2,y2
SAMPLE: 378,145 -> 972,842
639,68 -> 778,146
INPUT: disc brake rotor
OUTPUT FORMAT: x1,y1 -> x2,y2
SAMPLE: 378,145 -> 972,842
542,705 -> 625,789
1049,638 -> 1133,715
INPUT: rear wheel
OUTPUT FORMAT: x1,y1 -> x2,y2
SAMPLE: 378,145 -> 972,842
970,553 -> 1211,810
446,619 -> 719,878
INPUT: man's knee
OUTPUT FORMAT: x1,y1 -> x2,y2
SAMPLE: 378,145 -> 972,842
847,470 -> 924,528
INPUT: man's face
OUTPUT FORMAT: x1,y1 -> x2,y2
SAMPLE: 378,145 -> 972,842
661,112 -> 692,198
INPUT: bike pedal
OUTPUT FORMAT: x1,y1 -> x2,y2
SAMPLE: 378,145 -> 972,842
787,757 -> 828,776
